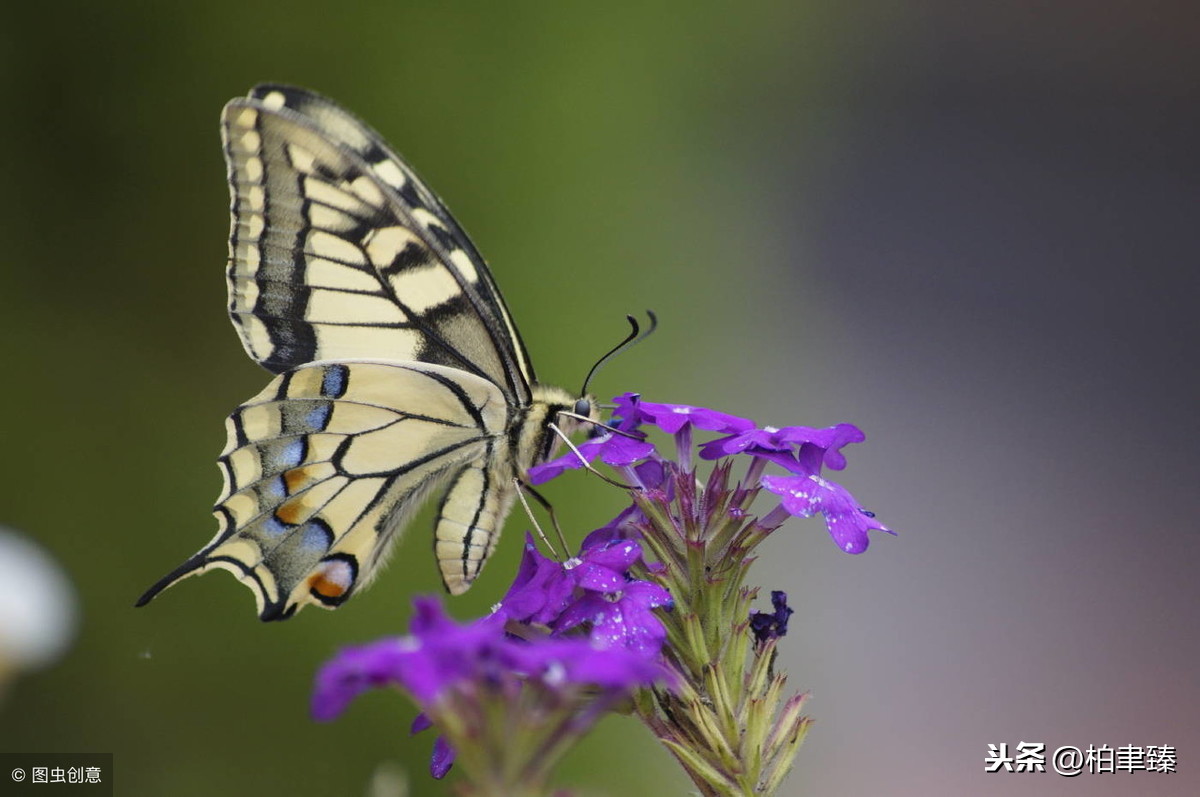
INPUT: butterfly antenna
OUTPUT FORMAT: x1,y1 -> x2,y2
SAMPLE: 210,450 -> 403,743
579,310 -> 658,396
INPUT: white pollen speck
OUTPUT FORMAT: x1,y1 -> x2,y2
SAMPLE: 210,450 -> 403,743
764,425 -> 779,433
544,661 -> 566,686
564,556 -> 582,570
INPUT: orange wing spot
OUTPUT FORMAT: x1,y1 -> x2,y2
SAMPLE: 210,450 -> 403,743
275,496 -> 307,525
308,570 -> 349,599
283,466 -> 315,494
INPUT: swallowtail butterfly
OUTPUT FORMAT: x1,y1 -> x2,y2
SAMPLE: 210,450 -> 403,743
137,85 -> 597,620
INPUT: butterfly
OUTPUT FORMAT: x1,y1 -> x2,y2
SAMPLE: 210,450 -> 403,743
137,85 -> 599,621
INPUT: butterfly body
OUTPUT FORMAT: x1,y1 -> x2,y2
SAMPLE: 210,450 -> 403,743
137,86 -> 594,620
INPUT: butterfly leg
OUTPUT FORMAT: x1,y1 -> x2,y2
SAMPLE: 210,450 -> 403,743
515,478 -> 576,562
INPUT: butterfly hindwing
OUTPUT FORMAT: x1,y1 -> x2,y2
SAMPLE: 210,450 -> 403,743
140,361 -> 512,619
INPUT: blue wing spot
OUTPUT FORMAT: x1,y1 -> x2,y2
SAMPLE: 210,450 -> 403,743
261,515 -> 291,537
321,365 -> 349,398
306,403 -> 333,431
269,439 -> 306,471
261,476 -> 287,502
299,519 -> 334,553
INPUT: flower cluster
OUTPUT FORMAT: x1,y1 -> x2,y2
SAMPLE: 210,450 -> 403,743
313,393 -> 893,797
312,530 -> 675,792
498,529 -> 673,655
531,393 -> 893,554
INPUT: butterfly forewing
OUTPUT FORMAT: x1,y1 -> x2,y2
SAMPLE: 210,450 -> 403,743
223,88 -> 532,403
137,85 -> 592,620
243,83 -> 536,396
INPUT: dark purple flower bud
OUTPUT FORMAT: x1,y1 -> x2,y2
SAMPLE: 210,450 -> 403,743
430,735 -> 456,779
409,715 -> 456,779
749,590 -> 794,644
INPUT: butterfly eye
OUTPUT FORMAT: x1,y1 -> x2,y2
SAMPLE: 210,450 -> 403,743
573,398 -> 593,419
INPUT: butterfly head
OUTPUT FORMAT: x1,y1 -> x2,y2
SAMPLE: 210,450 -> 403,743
522,385 -> 601,469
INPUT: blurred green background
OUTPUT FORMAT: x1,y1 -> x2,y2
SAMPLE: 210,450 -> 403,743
3,3 -> 1197,796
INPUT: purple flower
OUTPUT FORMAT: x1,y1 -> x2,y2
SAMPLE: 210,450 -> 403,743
496,525 -> 673,656
700,422 -> 864,471
582,504 -> 646,549
569,536 -> 645,592
495,534 -> 578,626
749,590 -> 794,644
554,536 -> 673,654
556,580 -> 673,654
630,459 -> 668,489
313,595 -> 671,722
532,636 -> 675,690
813,423 -> 866,471
527,427 -> 655,485
310,637 -> 412,721
313,594 -> 674,783
311,599 -> 508,720
761,471 -> 894,553
615,393 -> 754,435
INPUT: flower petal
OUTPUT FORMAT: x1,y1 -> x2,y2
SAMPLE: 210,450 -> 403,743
762,473 -> 894,553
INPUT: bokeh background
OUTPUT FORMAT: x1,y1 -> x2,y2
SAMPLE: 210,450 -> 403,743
2,2 -> 1196,795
